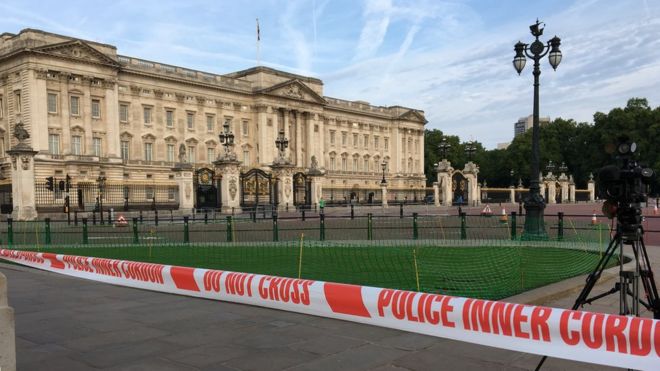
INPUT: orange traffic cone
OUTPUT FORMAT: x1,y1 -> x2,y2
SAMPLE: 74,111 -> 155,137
116,215 -> 128,227
591,211 -> 598,225
500,208 -> 508,223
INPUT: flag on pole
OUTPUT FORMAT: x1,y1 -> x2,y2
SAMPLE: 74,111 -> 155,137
256,18 -> 260,41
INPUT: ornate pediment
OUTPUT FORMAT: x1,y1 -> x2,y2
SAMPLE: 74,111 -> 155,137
259,79 -> 326,104
33,40 -> 119,67
398,110 -> 427,124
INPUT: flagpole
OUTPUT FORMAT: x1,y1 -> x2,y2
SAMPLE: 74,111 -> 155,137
256,18 -> 261,67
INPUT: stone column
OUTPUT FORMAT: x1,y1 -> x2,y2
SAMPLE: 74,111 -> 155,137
105,81 -> 120,158
8,145 -> 39,221
282,109 -> 290,160
306,113 -> 315,168
463,161 -> 480,206
0,272 -> 16,371
587,174 -> 595,201
310,176 -> 323,207
172,162 -> 194,212
436,159 -> 453,206
569,176 -> 576,203
214,158 -> 242,213
271,163 -> 295,211
547,181 -> 557,204
433,182 -> 440,207
540,176 -> 546,201
509,186 -> 515,203
295,111 -> 302,166
380,183 -> 389,208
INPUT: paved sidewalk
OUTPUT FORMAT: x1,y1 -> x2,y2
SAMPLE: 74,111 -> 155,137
1,262 -> 641,371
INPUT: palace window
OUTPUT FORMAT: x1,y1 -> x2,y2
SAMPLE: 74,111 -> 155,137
187,146 -> 196,163
71,135 -> 82,155
166,110 -> 174,127
242,120 -> 249,136
207,148 -> 215,163
364,158 -> 369,172
353,158 -> 358,172
168,187 -> 176,201
206,115 -> 214,132
0,96 -> 3,118
187,112 -> 195,130
119,104 -> 129,122
14,91 -> 21,113
329,156 -> 336,170
401,138 -> 406,152
374,136 -> 379,149
121,140 -> 130,161
341,132 -> 347,146
47,93 -> 58,113
91,99 -> 101,118
70,96 -> 80,115
243,150 -> 250,164
167,144 -> 175,162
363,134 -> 369,149
353,133 -> 358,148
329,130 -> 335,145
92,137 -> 102,157
341,157 -> 347,171
143,106 -> 152,124
48,134 -> 60,155
144,142 -> 153,161
408,138 -> 412,153
384,137 -> 389,151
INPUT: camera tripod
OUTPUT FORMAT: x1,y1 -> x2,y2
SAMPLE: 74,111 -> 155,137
535,221 -> 660,370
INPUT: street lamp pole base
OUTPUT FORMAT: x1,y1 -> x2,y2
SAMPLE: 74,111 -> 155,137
522,197 -> 548,240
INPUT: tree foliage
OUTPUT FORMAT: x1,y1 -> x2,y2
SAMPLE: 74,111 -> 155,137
424,98 -> 660,195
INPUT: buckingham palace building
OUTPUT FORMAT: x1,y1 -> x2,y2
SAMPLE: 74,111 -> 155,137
0,28 -> 426,218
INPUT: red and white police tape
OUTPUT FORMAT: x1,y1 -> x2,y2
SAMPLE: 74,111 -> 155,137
1,248 -> 658,370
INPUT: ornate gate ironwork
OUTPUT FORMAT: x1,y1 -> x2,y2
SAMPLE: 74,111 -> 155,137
240,168 -> 273,207
293,172 -> 311,207
452,172 -> 468,205
194,168 -> 218,209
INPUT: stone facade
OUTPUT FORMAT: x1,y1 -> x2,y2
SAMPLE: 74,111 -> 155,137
0,29 -> 426,212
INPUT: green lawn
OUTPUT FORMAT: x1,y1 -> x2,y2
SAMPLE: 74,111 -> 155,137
24,241 -> 613,300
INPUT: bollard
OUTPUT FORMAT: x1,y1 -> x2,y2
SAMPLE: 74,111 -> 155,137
154,209 -> 159,226
0,271 -> 17,371
400,203 -> 404,219
460,212 -> 467,240
183,216 -> 190,243
558,212 -> 564,241
272,214 -> 279,242
92,211 -> 96,225
350,204 -> 355,219
107,209 -> 112,224
412,213 -> 419,240
139,210 -> 143,223
7,218 -> 13,247
82,218 -> 88,244
170,210 -> 174,223
511,212 -> 517,240
319,213 -> 326,241
367,213 -> 373,240
132,217 -> 139,244
44,218 -> 51,245
74,211 -> 78,226
204,211 -> 209,225
252,211 -> 257,223
226,216 -> 234,242
302,209 -> 306,221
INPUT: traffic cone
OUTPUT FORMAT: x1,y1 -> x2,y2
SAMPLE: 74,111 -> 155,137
654,205 -> 658,216
500,208 -> 508,223
591,211 -> 598,225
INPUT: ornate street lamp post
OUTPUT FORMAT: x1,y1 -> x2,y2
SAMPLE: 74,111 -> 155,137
97,175 -> 106,224
218,121 -> 235,156
381,161 -> 387,185
558,161 -> 568,174
464,141 -> 476,162
513,19 -> 562,238
275,129 -> 289,160
438,138 -> 451,160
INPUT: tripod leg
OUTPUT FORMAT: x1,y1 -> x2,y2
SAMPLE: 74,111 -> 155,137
637,238 -> 660,319
536,234 -> 620,371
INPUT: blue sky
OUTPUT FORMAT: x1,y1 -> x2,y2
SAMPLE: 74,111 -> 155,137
2,0 -> 659,148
